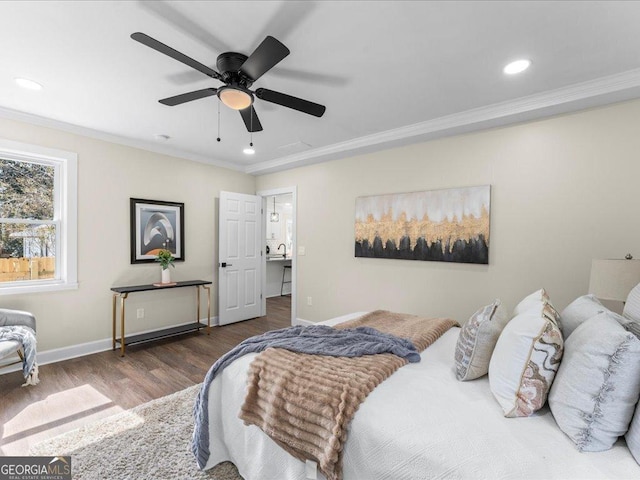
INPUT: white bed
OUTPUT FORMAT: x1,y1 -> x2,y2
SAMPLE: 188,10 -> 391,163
202,312 -> 640,479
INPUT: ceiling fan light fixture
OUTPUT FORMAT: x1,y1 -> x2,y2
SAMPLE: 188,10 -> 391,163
218,86 -> 253,110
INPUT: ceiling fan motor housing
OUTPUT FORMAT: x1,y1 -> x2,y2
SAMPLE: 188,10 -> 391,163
217,52 -> 251,85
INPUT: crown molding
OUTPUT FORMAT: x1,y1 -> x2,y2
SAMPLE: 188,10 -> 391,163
0,106 -> 244,172
246,67 -> 640,175
2,68 -> 640,177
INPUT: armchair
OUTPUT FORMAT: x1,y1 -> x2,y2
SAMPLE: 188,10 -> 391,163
0,308 -> 39,385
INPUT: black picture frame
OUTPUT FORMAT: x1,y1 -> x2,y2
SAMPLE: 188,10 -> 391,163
130,198 -> 185,264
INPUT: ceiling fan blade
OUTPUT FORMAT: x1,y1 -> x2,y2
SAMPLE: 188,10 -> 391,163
240,36 -> 290,81
159,88 -> 218,106
131,32 -> 223,82
239,106 -> 263,132
255,88 -> 326,117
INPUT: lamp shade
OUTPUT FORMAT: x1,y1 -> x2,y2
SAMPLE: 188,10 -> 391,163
588,259 -> 640,301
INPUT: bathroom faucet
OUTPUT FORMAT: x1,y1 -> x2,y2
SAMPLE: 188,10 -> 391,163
278,243 -> 287,258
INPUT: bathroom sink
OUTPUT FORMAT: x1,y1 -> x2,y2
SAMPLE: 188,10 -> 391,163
266,254 -> 289,260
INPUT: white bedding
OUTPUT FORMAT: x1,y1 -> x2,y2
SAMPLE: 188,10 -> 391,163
204,312 -> 640,479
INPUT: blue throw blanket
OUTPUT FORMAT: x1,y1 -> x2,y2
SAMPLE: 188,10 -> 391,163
192,324 -> 419,469
0,325 -> 37,380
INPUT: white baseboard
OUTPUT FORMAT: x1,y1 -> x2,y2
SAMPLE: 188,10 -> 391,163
0,316 -> 219,376
0,337 -> 111,375
293,317 -> 314,326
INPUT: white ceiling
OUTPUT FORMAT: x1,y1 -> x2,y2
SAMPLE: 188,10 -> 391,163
2,1 -> 640,175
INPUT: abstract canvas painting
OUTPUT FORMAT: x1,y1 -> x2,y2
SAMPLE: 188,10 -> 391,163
355,185 -> 490,264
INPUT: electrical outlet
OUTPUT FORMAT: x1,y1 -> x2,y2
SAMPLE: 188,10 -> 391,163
307,296 -> 312,306
136,308 -> 144,319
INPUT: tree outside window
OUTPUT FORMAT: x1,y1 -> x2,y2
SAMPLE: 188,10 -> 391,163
0,158 -> 56,282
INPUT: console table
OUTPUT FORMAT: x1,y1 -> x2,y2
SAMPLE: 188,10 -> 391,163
111,280 -> 212,356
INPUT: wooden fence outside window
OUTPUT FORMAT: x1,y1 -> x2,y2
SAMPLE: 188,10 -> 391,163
0,257 -> 55,282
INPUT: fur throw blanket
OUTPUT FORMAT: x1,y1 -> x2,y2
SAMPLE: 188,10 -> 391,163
192,320 -> 427,469
239,310 -> 457,480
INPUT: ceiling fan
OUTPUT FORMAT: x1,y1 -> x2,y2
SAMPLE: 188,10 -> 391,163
131,32 -> 326,133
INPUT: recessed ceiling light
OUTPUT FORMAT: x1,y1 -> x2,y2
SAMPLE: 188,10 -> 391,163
15,78 -> 43,91
154,134 -> 170,141
243,147 -> 255,155
503,59 -> 531,75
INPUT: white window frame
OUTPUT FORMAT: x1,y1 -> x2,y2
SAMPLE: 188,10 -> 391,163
0,139 -> 78,295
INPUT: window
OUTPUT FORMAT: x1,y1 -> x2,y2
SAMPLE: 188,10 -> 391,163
0,139 -> 77,295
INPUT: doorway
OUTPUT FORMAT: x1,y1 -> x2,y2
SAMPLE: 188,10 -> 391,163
259,187 -> 296,326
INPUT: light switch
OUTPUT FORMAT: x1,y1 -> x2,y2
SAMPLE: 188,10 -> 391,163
298,246 -> 306,256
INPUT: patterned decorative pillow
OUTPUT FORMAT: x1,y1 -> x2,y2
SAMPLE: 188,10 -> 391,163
488,309 -> 563,417
549,313 -> 640,452
623,283 -> 640,323
455,300 -> 509,381
560,294 -> 606,339
513,288 -> 549,316
513,288 -> 561,329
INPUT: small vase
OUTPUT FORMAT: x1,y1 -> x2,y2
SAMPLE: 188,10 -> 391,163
161,267 -> 171,284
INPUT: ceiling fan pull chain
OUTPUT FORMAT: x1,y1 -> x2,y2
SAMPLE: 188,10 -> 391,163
217,99 -> 221,142
250,106 -> 254,147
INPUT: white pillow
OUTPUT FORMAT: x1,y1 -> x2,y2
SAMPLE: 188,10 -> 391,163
627,407 -> 640,465
454,300 -> 509,381
488,309 -> 563,417
512,288 -> 549,316
626,321 -> 640,465
513,288 -> 561,330
560,294 -> 606,339
623,283 -> 640,323
549,312 -> 640,452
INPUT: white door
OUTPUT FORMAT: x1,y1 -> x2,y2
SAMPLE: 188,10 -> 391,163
218,191 -> 262,325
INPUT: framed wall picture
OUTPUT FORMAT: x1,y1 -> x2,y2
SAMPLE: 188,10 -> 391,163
130,198 -> 184,264
355,185 -> 490,264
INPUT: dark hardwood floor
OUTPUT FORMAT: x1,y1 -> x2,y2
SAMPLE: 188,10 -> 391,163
0,296 -> 291,455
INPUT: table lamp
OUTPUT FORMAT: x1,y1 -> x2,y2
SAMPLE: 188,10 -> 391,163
588,257 -> 640,302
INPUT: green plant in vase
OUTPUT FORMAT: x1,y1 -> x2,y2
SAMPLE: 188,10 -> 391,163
156,249 -> 175,269
156,249 -> 175,284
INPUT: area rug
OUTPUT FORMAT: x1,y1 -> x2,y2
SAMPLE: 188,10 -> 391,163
30,384 -> 243,480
